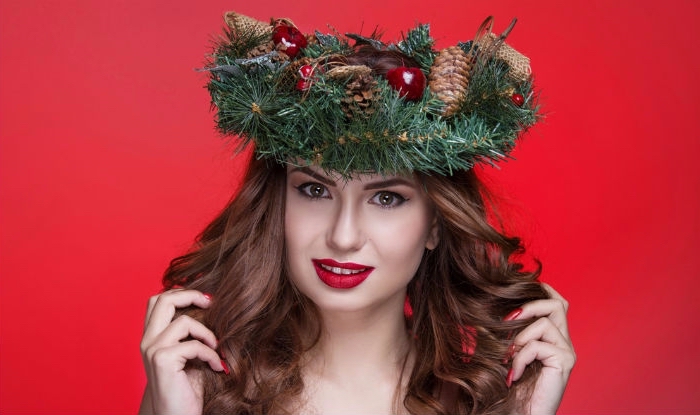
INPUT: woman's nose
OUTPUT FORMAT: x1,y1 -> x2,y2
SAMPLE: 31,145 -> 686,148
327,202 -> 365,252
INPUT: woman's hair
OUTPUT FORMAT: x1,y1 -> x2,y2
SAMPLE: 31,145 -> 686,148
404,170 -> 546,414
163,47 -> 547,414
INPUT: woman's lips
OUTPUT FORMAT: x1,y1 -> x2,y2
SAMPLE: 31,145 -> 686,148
312,259 -> 374,289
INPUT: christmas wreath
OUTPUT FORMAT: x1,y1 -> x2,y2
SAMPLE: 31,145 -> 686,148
206,12 -> 540,176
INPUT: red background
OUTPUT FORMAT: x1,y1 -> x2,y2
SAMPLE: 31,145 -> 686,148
1,0 -> 699,413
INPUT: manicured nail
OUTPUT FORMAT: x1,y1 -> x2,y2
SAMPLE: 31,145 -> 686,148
503,308 -> 523,321
502,342 -> 516,364
220,359 -> 230,375
506,367 -> 514,387
203,293 -> 213,301
403,295 -> 413,319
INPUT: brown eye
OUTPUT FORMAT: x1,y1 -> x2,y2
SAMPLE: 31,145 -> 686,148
370,191 -> 406,208
298,182 -> 330,199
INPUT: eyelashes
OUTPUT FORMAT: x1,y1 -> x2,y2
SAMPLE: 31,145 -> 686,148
295,182 -> 408,208
369,191 -> 407,208
296,182 -> 330,199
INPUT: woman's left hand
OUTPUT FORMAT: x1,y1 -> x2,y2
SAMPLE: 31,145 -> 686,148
505,283 -> 576,415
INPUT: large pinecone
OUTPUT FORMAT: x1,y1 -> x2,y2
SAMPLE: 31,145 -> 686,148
428,46 -> 474,117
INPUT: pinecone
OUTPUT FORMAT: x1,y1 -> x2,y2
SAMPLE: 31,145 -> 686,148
246,40 -> 275,59
327,65 -> 380,119
272,45 -> 296,63
428,46 -> 474,117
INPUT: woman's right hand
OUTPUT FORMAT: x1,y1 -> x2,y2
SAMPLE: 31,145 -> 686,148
139,289 -> 228,415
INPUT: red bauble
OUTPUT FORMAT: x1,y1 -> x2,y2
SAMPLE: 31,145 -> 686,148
272,25 -> 308,58
296,79 -> 312,91
298,64 -> 314,79
511,93 -> 525,106
386,67 -> 426,101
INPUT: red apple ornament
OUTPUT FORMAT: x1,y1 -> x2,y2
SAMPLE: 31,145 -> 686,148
386,67 -> 426,101
272,24 -> 307,59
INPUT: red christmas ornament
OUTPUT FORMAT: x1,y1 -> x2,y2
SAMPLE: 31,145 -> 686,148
511,93 -> 525,106
298,64 -> 314,79
272,24 -> 308,58
296,65 -> 318,91
297,79 -> 313,91
386,67 -> 426,101
296,79 -> 312,91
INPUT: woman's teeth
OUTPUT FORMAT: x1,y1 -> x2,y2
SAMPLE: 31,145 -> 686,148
320,264 -> 366,275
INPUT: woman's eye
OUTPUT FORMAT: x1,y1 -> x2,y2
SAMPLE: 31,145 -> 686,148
370,191 -> 406,208
297,182 -> 330,199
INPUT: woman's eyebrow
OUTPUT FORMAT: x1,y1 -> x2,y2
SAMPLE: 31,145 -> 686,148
364,177 -> 414,191
289,167 -> 336,187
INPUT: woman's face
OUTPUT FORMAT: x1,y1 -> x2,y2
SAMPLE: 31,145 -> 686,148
285,165 -> 438,314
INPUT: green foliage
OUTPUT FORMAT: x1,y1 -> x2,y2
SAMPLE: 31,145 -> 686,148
396,24 -> 436,70
205,20 -> 541,177
304,30 -> 352,58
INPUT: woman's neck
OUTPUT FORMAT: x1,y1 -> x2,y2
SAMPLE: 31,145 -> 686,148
315,305 -> 411,377
298,295 -> 413,414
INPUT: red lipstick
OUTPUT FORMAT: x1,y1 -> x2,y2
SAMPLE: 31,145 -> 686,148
312,259 -> 374,289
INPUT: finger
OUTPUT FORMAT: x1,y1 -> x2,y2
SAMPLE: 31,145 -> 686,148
512,316 -> 572,351
510,340 -> 576,382
510,298 -> 569,337
150,340 -> 227,375
143,290 -> 212,342
147,314 -> 219,351
540,283 -> 569,310
144,288 -> 183,329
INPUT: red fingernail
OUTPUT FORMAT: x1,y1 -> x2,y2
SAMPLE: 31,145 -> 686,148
503,308 -> 523,321
220,359 -> 230,375
203,293 -> 213,301
506,367 -> 514,387
502,342 -> 516,364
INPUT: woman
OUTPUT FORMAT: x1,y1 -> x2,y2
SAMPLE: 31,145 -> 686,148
140,12 -> 575,415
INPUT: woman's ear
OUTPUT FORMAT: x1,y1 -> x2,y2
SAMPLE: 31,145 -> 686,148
425,216 -> 440,250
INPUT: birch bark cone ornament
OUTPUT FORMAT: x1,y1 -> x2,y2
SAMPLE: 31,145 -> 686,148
224,11 -> 273,38
476,33 -> 531,82
223,12 -> 275,59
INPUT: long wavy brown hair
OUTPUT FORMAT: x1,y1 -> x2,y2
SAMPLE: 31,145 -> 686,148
163,47 -> 548,414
